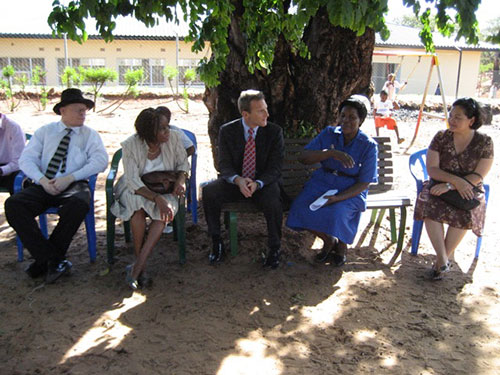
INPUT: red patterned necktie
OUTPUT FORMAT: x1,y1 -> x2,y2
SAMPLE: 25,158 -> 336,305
242,128 -> 256,179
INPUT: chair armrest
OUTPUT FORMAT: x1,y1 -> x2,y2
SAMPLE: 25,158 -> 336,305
106,149 -> 122,207
13,171 -> 27,193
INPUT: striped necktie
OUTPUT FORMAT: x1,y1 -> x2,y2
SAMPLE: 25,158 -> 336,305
45,128 -> 72,179
241,128 -> 256,179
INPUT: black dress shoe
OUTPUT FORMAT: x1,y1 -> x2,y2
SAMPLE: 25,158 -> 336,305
263,249 -> 281,269
209,240 -> 225,264
25,261 -> 48,279
331,254 -> 346,267
46,260 -> 72,284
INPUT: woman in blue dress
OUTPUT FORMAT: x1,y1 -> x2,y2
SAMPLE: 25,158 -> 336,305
286,95 -> 378,266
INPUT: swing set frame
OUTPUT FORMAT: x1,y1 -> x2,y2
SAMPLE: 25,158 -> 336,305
373,50 -> 449,150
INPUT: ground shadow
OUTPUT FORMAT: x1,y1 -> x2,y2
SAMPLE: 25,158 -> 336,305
0,207 -> 496,374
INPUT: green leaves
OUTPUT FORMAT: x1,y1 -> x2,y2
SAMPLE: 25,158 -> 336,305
124,68 -> 144,87
79,67 -> 118,110
47,0 -> 485,87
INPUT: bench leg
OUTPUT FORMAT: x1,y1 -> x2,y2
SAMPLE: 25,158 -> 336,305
389,206 -> 407,266
175,202 -> 186,265
389,208 -> 397,243
228,212 -> 238,256
375,208 -> 386,226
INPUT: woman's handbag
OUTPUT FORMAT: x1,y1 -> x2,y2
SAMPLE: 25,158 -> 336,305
430,176 -> 483,211
141,171 -> 182,194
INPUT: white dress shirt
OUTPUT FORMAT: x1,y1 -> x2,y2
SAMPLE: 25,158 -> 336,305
170,124 -> 194,150
0,114 -> 26,175
20,121 -> 108,183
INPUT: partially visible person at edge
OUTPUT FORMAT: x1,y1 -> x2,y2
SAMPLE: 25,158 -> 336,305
4,88 -> 108,284
286,95 -> 378,267
202,89 -> 284,269
0,113 -> 26,194
110,106 -> 189,290
414,97 -> 494,280
156,106 -> 195,157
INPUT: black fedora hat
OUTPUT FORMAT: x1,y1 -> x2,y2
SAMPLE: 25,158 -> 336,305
53,88 -> 95,115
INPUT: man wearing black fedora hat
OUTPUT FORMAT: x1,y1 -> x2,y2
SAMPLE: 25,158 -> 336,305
5,88 -> 108,284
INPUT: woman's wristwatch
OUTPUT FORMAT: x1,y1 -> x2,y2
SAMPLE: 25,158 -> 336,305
446,182 -> 453,190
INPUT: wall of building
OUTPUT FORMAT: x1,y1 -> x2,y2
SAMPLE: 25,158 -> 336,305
0,37 -> 483,97
0,36 -> 210,87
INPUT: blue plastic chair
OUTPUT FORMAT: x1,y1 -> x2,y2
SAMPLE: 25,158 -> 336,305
13,172 -> 99,263
409,148 -> 490,259
180,129 -> 198,224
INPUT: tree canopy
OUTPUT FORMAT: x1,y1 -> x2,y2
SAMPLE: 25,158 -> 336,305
49,0 -> 489,88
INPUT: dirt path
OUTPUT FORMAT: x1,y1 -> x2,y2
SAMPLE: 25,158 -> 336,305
0,96 -> 499,374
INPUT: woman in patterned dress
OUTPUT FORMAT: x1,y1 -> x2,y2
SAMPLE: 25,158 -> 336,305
111,107 -> 189,289
414,98 -> 494,280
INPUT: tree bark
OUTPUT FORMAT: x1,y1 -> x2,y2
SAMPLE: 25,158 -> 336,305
203,5 -> 375,170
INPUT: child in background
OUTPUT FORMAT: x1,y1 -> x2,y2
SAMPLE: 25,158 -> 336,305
382,73 -> 406,102
373,90 -> 404,144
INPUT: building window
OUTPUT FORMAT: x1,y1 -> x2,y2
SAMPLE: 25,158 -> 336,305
117,58 -> 143,85
117,58 -> 165,86
178,58 -> 202,85
57,58 -> 106,85
0,57 -> 46,85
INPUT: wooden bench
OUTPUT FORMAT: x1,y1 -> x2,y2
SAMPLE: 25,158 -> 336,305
221,136 -> 411,264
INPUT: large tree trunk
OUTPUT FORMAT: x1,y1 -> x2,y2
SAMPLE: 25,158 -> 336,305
203,5 -> 375,170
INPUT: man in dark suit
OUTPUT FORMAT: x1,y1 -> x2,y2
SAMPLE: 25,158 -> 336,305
202,90 -> 284,269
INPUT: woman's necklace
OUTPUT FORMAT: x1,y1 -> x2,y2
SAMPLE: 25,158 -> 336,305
147,144 -> 161,159
147,144 -> 160,154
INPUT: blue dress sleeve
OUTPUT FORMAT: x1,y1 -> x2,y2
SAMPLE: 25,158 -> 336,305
305,127 -> 334,151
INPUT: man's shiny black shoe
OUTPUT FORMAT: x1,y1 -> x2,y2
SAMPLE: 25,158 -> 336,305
331,254 -> 346,267
25,261 -> 48,279
46,260 -> 72,284
209,240 -> 225,264
263,249 -> 281,269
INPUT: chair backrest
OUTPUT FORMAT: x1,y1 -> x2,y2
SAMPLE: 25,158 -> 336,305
281,136 -> 392,200
409,148 -> 428,194
370,136 -> 393,194
180,129 -> 197,151
180,129 -> 197,176
282,138 -> 318,199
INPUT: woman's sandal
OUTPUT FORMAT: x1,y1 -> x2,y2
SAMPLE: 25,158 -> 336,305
431,262 -> 451,281
125,264 -> 139,290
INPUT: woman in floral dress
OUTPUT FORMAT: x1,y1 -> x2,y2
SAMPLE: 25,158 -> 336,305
414,98 -> 494,280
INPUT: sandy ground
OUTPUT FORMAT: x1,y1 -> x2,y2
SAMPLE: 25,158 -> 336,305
1,95 -> 500,375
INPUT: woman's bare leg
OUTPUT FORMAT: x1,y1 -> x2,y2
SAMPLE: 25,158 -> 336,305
309,229 -> 334,252
424,218 -> 448,269
130,209 -> 147,258
444,226 -> 468,261
132,219 -> 166,279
